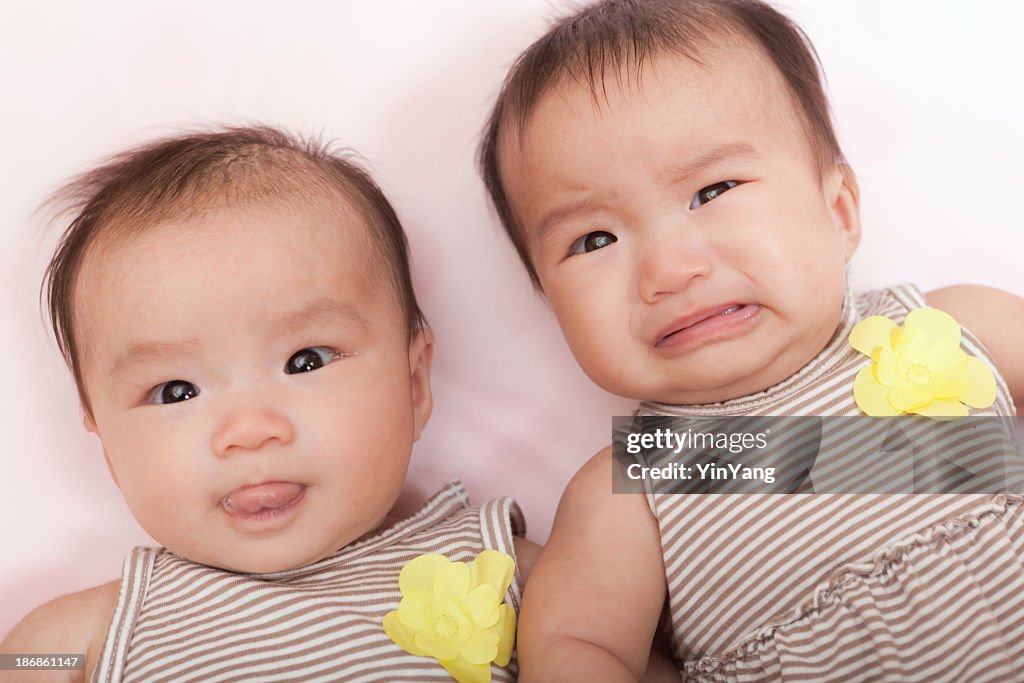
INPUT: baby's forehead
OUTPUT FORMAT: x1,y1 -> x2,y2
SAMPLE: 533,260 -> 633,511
73,195 -> 384,320
539,38 -> 791,130
509,40 -> 806,176
91,187 -> 376,257
496,42 -> 818,247
74,209 -> 402,381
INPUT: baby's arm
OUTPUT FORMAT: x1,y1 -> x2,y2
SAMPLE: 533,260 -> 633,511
1,581 -> 119,682
518,447 -> 669,682
927,285 -> 1024,408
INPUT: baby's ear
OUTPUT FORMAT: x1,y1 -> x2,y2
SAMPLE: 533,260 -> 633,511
408,326 -> 434,441
83,411 -> 97,434
84,412 -> 121,489
827,163 -> 862,262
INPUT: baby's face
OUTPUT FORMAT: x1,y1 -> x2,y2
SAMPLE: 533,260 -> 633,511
501,42 -> 860,404
75,198 -> 432,573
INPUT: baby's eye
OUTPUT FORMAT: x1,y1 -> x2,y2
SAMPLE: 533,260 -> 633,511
569,231 -> 618,255
149,380 -> 200,404
285,347 -> 341,374
690,180 -> 740,209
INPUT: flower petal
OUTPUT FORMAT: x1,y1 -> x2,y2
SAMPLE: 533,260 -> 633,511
399,554 -> 451,595
849,316 -> 898,358
469,550 -> 516,596
460,628 -> 500,665
854,365 -> 900,416
955,356 -> 997,408
917,339 -> 967,380
440,656 -> 492,683
492,604 -> 517,667
911,398 -> 969,419
383,610 -> 425,656
898,308 -> 961,350
466,585 -> 500,629
875,345 -> 897,387
888,384 -> 933,412
396,590 -> 434,631
435,561 -> 472,601
414,631 -> 459,662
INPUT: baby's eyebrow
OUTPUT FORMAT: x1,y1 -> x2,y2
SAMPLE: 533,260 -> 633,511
270,298 -> 369,334
109,299 -> 367,377
532,141 -> 760,241
111,339 -> 201,377
659,142 -> 760,187
533,195 -> 609,243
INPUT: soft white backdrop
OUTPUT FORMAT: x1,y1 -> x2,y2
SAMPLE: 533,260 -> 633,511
2,1 -> 1021,635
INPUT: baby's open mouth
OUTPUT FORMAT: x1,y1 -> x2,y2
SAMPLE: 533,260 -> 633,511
655,303 -> 759,347
221,482 -> 306,517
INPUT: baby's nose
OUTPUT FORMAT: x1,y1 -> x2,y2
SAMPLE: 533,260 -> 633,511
637,231 -> 712,303
211,404 -> 295,457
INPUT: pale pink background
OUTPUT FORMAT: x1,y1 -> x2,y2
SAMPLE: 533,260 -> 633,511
2,1 -> 1021,635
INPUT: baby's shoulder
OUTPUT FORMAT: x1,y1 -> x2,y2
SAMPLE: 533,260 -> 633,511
925,284 -> 1019,339
926,284 -> 1024,407
567,445 -> 616,498
1,580 -> 119,682
559,445 -> 655,528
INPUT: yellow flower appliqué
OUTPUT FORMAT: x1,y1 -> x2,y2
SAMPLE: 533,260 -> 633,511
383,550 -> 516,683
848,307 -> 996,418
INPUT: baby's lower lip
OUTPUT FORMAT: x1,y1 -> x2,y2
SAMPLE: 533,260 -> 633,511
655,304 -> 761,351
220,482 -> 306,521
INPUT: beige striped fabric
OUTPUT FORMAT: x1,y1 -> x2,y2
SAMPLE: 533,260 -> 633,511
636,284 -> 1024,682
91,481 -> 525,683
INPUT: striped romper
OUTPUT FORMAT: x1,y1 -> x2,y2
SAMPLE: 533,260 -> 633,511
637,284 -> 1024,682
91,481 -> 525,682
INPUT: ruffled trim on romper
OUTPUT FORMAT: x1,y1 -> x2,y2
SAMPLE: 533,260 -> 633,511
683,494 -> 1024,682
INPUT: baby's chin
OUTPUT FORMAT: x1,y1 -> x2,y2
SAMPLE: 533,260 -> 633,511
635,380 -> 764,407
174,546 -> 327,575
609,349 -> 811,406
168,531 -> 374,575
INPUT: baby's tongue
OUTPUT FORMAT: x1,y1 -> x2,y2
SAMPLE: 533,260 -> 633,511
222,482 -> 304,514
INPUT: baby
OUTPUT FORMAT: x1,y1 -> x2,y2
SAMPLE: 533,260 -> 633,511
3,126 -> 538,682
479,0 -> 1024,680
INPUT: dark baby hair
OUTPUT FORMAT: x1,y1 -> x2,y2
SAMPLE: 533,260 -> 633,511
478,0 -> 845,288
43,125 -> 426,414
